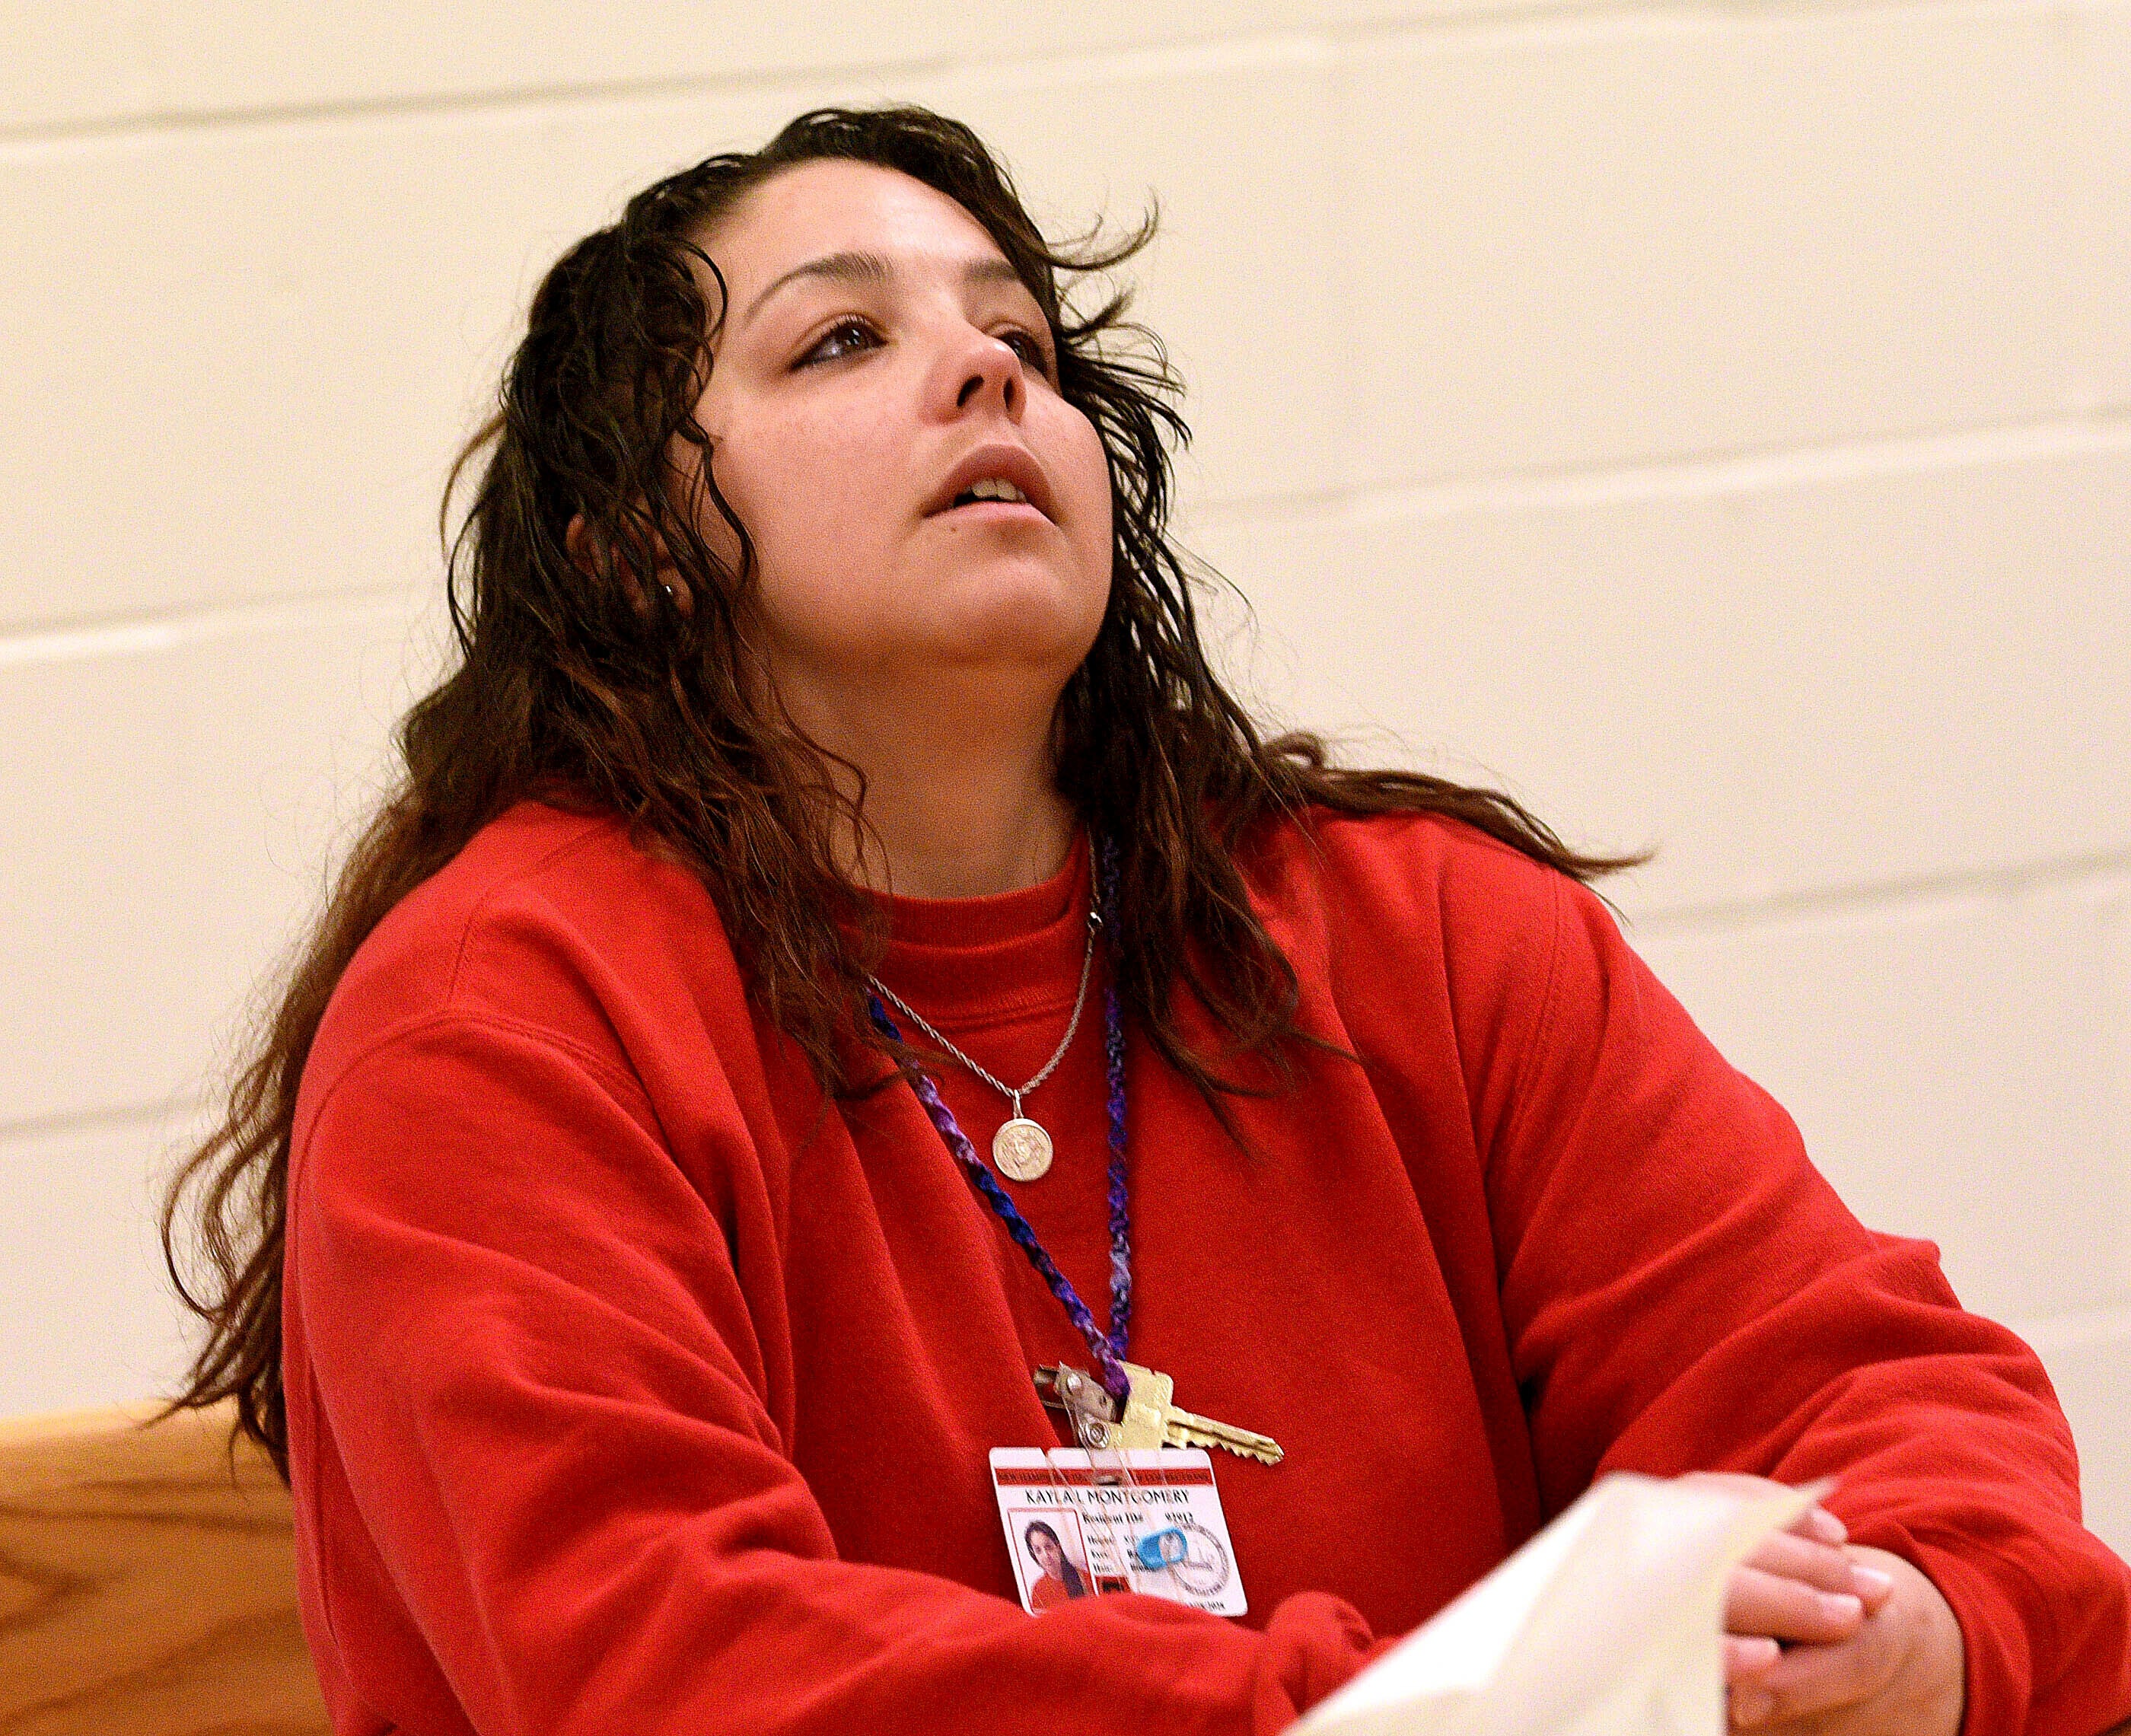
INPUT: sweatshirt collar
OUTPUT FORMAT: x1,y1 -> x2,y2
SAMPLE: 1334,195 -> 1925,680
864,830 -> 1094,1024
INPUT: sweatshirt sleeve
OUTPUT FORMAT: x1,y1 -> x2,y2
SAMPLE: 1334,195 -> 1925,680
1464,865 -> 2131,1736
285,1012 -> 1376,1736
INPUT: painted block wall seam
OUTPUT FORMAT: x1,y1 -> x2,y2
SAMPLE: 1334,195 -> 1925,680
0,1104 -> 215,1419
10,0 -> 2113,136
1,0 -> 2123,1557
0,591 -> 441,1126
6,435 -> 2124,1135
6,7 -> 2129,632
1629,873 -> 2131,1324
1189,441 -> 2131,914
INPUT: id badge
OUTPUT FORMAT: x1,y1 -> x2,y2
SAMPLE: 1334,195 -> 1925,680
991,1446 -> 1247,1617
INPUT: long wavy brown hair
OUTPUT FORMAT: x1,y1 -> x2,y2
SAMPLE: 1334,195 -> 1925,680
162,105 -> 1633,1481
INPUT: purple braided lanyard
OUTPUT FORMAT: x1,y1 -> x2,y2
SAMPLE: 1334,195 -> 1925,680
867,836 -> 1133,1401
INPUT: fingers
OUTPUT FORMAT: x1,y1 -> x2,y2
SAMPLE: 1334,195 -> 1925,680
1740,1530 -> 1860,1596
1725,1565 -> 1865,1653
1679,1472 -> 1919,1722
1849,1559 -> 1896,1615
1794,1503 -> 1847,1548
1725,1635 -> 1782,1680
1725,1533 -> 1871,1665
1726,1615 -> 1901,1728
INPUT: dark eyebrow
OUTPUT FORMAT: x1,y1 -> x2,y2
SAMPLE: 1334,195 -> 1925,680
741,250 -> 891,327
740,250 -> 1036,328
963,256 -> 1027,292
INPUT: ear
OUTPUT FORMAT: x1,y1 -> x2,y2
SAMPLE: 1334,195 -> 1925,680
564,512 -> 691,616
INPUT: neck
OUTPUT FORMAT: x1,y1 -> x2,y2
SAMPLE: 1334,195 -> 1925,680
779,672 -> 1078,899
855,766 -> 1077,899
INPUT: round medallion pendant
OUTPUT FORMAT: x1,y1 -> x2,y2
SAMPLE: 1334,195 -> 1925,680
992,1116 -> 1055,1182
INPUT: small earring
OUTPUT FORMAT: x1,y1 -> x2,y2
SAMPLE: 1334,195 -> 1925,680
660,581 -> 675,600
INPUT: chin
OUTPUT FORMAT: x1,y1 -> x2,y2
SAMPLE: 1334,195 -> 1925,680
925,559 -> 1107,668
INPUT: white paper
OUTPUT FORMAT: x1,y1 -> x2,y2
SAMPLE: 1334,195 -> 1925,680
1295,1474 -> 1818,1736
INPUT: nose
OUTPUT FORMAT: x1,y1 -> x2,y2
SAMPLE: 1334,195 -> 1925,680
927,321 -> 1026,423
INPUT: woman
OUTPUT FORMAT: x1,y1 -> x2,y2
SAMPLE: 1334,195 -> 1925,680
164,107 -> 2129,1735
1024,1521 -> 1090,1610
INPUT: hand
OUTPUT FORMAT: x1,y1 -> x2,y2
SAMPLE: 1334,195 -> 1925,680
1697,1475 -> 1964,1734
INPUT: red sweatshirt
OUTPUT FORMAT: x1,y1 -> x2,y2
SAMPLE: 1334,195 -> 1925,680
282,802 -> 2131,1736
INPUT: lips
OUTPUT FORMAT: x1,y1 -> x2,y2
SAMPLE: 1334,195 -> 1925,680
924,443 -> 1058,524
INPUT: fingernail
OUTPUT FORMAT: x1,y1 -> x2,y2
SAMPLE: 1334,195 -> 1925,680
1818,1591 -> 1864,1623
1737,1636 -> 1781,1671
1807,1505 -> 1847,1544
1852,1564 -> 1895,1599
1731,1688 -> 1773,1727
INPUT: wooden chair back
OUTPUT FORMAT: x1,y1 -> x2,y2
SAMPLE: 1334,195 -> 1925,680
0,1400 -> 327,1735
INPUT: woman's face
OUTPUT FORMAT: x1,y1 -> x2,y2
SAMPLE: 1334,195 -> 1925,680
690,159 -> 1113,720
1027,1528 -> 1066,1577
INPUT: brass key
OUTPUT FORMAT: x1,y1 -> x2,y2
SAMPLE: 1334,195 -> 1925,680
1036,1362 -> 1283,1466
1120,1363 -> 1283,1465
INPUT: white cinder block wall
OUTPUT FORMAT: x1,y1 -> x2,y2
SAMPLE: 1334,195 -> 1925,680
2,2 -> 2124,1557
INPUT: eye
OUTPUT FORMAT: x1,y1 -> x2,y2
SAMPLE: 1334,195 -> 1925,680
795,317 -> 881,369
997,326 -> 1055,375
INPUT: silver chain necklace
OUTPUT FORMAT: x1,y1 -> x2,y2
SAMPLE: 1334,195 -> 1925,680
868,906 -> 1101,1182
